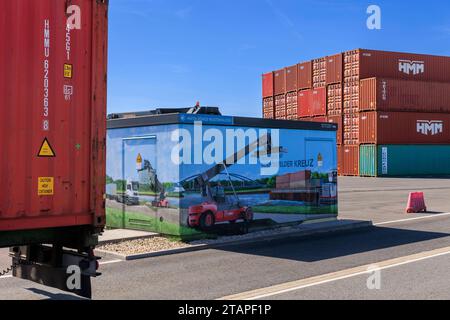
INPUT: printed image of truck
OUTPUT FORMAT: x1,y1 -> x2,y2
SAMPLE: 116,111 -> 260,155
106,180 -> 140,206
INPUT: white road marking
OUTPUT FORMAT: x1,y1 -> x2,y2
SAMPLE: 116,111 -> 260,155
219,246 -> 450,300
0,275 -> 13,280
375,212 -> 450,226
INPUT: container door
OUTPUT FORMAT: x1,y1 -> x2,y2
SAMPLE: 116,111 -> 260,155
120,137 -> 158,230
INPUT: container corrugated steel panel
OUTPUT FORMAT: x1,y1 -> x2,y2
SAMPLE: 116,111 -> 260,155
275,94 -> 287,119
298,61 -> 312,90
327,83 -> 342,116
0,0 -> 108,232
263,97 -> 274,119
262,72 -> 274,98
312,57 -> 326,88
285,65 -> 298,92
327,115 -> 343,145
310,87 -> 327,116
343,113 -> 359,145
344,49 -> 450,83
286,91 -> 298,120
359,145 -> 377,177
326,53 -> 343,84
359,112 -> 450,144
343,81 -> 359,113
342,145 -> 359,176
360,78 -> 450,113
297,90 -> 310,118
337,145 -> 342,175
274,69 -> 286,95
362,145 -> 450,177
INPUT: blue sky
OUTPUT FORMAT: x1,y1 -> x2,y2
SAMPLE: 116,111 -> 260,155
108,0 -> 450,117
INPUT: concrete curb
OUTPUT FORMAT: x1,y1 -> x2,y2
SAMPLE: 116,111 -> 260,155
96,219 -> 373,261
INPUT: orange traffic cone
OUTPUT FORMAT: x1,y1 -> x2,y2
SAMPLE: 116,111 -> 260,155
406,192 -> 427,214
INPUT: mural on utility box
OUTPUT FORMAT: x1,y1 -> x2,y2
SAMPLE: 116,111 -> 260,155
106,120 -> 337,238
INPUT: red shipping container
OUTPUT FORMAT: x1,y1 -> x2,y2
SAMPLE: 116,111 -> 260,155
327,83 -> 342,116
326,53 -> 343,84
344,49 -> 450,83
311,116 -> 327,123
359,112 -> 450,144
275,94 -> 287,119
263,97 -> 274,119
298,61 -> 312,89
285,65 -> 298,92
262,72 -> 274,98
298,116 -> 327,123
297,90 -> 310,118
312,57 -> 326,88
0,0 -> 108,232
274,69 -> 286,95
360,78 -> 450,113
310,87 -> 327,117
341,145 -> 359,176
337,146 -> 342,175
327,115 -> 343,145
286,91 -> 298,120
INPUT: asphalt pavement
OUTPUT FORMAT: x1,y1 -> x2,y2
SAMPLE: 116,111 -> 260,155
0,177 -> 449,300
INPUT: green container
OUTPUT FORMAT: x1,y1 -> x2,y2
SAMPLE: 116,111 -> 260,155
359,145 -> 450,177
359,145 -> 377,177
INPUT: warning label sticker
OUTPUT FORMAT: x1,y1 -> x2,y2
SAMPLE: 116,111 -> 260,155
38,138 -> 56,157
64,64 -> 73,78
38,177 -> 54,196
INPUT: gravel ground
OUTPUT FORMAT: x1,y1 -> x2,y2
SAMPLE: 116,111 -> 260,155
97,237 -> 191,255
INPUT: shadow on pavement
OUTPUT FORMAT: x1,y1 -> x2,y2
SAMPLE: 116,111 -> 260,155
26,288 -> 86,300
214,226 -> 450,263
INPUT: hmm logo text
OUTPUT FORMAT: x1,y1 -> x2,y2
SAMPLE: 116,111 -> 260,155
399,60 -> 425,75
417,120 -> 443,136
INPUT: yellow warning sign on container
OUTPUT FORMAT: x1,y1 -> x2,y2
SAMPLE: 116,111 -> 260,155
38,177 -> 54,196
64,64 -> 73,78
38,138 -> 56,157
136,153 -> 143,164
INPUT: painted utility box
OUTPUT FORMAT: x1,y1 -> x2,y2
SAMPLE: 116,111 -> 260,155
106,113 -> 338,238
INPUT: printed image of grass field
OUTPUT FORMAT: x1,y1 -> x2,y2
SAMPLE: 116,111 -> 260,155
106,207 -> 202,238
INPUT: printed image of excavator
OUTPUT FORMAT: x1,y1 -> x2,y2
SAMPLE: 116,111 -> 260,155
137,158 -> 170,208
187,133 -> 281,230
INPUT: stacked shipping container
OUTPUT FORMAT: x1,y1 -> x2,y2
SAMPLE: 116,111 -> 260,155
263,49 -> 450,176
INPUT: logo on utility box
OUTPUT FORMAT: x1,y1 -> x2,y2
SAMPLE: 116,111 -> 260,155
399,59 -> 425,75
417,120 -> 443,136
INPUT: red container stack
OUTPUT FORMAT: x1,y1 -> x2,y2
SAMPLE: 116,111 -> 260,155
262,48 -> 450,176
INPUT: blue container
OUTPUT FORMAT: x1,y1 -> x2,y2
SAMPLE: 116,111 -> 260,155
106,113 -> 338,238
